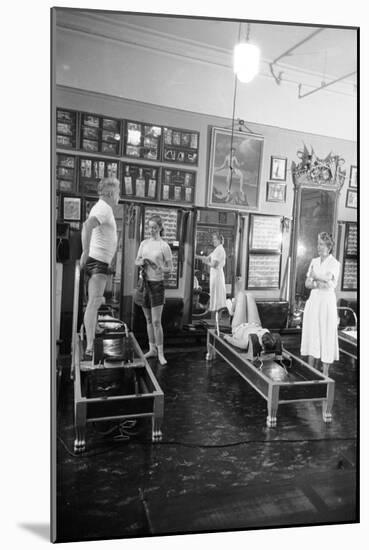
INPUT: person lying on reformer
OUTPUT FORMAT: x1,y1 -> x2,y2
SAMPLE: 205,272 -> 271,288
224,277 -> 282,356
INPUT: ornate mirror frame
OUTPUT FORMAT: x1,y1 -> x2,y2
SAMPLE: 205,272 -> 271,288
288,146 -> 346,325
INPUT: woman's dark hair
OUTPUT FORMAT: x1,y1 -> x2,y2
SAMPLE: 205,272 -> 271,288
212,232 -> 224,245
149,214 -> 164,236
318,232 -> 334,253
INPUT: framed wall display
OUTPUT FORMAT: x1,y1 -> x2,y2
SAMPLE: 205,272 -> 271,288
124,121 -> 162,161
56,154 -> 77,193
162,126 -> 199,165
56,108 -> 78,149
62,196 -> 81,221
122,163 -> 159,200
80,112 -> 122,156
249,214 -> 282,252
349,165 -> 357,188
344,223 -> 357,256
143,206 -> 179,244
78,157 -> 119,195
247,253 -> 281,289
164,249 -> 179,289
346,189 -> 357,209
342,258 -> 357,291
247,214 -> 282,289
161,168 -> 196,203
270,156 -> 287,181
266,181 -> 287,203
341,222 -> 357,291
207,127 -> 263,210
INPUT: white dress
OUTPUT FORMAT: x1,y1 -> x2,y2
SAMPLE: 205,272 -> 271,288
209,244 -> 227,311
300,254 -> 340,364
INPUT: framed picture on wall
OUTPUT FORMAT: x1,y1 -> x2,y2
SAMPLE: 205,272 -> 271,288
349,165 -> 357,188
270,156 -> 287,181
207,127 -> 264,210
249,214 -> 282,252
346,189 -> 357,209
63,196 -> 81,221
266,181 -> 287,203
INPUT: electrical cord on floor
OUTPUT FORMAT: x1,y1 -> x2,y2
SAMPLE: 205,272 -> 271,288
57,432 -> 357,458
139,436 -> 357,449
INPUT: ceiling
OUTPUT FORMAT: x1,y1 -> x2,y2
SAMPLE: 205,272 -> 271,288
88,11 -> 357,84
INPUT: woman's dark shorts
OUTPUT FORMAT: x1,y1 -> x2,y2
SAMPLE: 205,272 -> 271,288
142,280 -> 165,309
84,256 -> 109,277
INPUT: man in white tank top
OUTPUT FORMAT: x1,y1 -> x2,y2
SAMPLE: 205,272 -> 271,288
80,177 -> 120,359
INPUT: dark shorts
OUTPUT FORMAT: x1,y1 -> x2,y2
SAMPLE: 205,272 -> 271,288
84,256 -> 109,278
140,280 -> 165,309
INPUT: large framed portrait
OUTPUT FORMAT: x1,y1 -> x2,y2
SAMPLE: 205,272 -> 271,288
207,127 -> 264,210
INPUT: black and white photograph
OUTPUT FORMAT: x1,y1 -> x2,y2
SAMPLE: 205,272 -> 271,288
45,3 -> 362,548
349,165 -> 357,188
346,189 -> 357,208
266,181 -> 287,202
270,156 -> 287,181
62,196 -> 81,221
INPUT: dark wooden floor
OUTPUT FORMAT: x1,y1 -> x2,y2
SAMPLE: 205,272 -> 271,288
55,333 -> 358,543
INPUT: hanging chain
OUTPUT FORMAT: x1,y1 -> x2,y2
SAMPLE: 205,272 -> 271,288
229,22 -> 243,187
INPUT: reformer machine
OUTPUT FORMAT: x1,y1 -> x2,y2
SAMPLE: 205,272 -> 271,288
70,261 -> 164,453
206,326 -> 335,428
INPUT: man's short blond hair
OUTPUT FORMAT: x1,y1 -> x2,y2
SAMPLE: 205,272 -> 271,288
98,176 -> 120,197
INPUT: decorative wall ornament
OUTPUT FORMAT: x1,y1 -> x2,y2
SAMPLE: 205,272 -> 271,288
291,144 -> 346,189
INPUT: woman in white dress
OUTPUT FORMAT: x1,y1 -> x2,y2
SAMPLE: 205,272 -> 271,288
300,232 -> 340,376
199,232 -> 227,313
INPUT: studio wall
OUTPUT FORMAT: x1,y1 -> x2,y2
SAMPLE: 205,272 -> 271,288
55,85 -> 357,303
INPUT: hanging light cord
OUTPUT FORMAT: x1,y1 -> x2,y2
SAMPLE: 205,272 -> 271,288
229,22 -> 242,190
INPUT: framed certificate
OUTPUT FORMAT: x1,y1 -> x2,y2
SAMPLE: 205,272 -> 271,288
63,196 -> 81,221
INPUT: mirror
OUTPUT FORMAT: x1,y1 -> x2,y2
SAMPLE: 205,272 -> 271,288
289,149 -> 344,325
191,208 -> 239,320
295,188 -> 336,303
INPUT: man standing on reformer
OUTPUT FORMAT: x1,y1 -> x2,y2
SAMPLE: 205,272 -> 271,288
80,177 -> 120,361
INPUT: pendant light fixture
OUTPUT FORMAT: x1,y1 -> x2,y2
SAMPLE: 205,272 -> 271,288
233,23 -> 260,83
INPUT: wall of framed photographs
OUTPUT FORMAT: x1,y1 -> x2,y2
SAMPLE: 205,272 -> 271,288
341,222 -> 357,291
55,88 -> 357,303
55,108 -> 199,223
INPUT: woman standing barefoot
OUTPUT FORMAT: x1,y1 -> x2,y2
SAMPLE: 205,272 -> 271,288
135,215 -> 173,365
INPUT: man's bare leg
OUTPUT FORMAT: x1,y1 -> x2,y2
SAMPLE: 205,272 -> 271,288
84,273 -> 107,354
